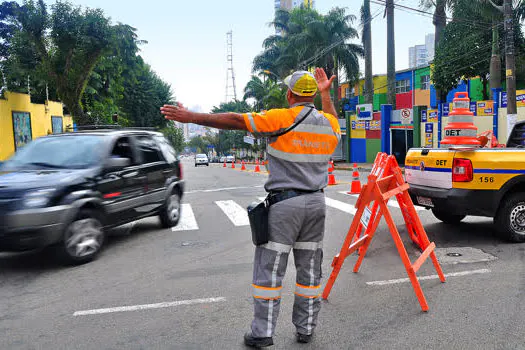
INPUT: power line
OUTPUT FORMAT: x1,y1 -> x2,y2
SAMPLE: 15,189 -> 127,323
371,0 -> 494,27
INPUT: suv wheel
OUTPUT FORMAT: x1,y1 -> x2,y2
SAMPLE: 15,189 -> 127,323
431,208 -> 466,224
160,191 -> 181,228
495,192 -> 525,243
58,209 -> 105,264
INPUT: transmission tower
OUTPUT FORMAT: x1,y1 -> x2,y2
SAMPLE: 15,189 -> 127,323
225,31 -> 237,102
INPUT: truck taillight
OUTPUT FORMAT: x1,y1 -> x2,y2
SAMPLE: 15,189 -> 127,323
452,158 -> 473,182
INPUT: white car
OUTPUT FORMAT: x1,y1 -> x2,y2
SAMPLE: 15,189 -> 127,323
195,154 -> 209,166
226,155 -> 235,163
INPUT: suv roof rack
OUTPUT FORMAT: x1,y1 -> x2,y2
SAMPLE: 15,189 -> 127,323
72,125 -> 159,131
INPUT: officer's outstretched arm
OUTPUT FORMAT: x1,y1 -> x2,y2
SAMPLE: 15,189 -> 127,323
161,103 -> 248,130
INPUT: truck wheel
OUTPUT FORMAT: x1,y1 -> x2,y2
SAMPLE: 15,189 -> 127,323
495,193 -> 525,243
58,209 -> 105,265
431,208 -> 466,224
160,190 -> 181,228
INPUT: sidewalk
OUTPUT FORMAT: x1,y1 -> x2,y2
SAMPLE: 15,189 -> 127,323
334,162 -> 374,171
334,162 -> 405,173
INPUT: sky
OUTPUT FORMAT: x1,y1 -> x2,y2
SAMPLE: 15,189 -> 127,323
38,0 -> 436,113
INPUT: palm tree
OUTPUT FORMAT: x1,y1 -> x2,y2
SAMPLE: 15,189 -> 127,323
243,75 -> 268,111
243,74 -> 288,110
253,7 -> 363,116
297,7 -> 363,115
361,0 -> 373,104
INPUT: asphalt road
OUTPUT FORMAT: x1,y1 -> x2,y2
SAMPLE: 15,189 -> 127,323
1,159 -> 524,350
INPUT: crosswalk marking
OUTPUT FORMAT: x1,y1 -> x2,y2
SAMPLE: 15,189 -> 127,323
169,194 -> 427,232
172,204 -> 199,231
338,191 -> 425,211
215,200 -> 250,226
325,197 -> 357,215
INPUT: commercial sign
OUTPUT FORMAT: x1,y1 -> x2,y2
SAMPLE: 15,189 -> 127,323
476,100 -> 494,116
421,110 -> 427,123
442,103 -> 450,117
501,90 -> 525,108
351,120 -> 381,130
427,109 -> 438,123
243,136 -> 255,145
356,103 -> 373,121
424,123 -> 433,148
470,101 -> 477,115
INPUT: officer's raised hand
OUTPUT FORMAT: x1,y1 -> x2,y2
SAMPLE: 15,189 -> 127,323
314,67 -> 336,93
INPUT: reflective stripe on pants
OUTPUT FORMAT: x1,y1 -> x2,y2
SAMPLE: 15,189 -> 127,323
250,192 -> 325,338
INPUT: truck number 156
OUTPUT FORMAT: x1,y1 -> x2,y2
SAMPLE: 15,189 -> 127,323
479,176 -> 495,183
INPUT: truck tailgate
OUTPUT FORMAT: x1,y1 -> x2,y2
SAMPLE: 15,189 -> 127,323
405,149 -> 455,189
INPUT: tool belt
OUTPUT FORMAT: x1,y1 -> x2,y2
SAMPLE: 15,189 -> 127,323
247,188 -> 324,246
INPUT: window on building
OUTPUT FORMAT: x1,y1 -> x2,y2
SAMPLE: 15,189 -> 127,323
345,87 -> 351,99
395,79 -> 410,94
420,75 -> 431,90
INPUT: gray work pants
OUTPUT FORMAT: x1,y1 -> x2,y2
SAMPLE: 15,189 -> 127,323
251,192 -> 325,338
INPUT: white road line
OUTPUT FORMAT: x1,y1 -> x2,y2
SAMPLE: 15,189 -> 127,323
325,197 -> 357,215
186,185 -> 264,194
172,204 -> 198,231
365,268 -> 491,286
73,297 -> 226,316
337,191 -> 425,211
215,200 -> 250,226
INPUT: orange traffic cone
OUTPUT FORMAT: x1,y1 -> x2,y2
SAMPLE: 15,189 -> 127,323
440,92 -> 481,149
254,160 -> 261,173
348,163 -> 362,194
231,161 -> 235,169
223,160 -> 227,167
241,160 -> 246,171
327,160 -> 337,185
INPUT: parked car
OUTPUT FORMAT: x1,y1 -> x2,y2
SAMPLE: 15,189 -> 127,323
219,156 -> 226,163
0,129 -> 184,264
226,155 -> 235,163
195,154 -> 209,166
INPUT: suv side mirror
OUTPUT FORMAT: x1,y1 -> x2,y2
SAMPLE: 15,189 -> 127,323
106,157 -> 131,171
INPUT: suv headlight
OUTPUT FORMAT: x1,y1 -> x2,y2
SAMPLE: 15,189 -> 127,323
24,188 -> 54,208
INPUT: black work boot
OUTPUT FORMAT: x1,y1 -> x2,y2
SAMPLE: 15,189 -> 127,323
296,332 -> 313,344
244,332 -> 274,348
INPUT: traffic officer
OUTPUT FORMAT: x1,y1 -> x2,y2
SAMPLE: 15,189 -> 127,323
161,68 -> 341,348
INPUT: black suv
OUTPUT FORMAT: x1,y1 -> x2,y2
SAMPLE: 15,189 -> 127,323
0,129 -> 184,264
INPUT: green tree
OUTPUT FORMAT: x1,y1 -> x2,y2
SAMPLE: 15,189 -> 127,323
252,7 -> 363,116
161,123 -> 185,152
8,0 -> 114,123
243,74 -> 287,111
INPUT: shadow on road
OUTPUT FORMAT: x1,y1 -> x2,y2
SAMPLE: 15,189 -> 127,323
0,218 -> 165,272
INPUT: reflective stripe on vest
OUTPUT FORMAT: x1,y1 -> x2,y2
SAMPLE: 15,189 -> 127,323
295,283 -> 321,298
252,284 -> 282,300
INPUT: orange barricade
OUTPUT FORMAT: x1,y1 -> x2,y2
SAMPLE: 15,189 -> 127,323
322,153 -> 446,312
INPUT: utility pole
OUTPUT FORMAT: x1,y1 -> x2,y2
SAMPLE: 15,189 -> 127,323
363,0 -> 373,105
386,0 -> 396,109
504,0 -> 516,118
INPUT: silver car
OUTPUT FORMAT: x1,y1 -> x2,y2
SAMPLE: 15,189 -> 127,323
195,154 -> 209,167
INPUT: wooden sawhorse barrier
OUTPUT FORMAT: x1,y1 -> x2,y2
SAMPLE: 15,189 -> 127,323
322,153 -> 446,311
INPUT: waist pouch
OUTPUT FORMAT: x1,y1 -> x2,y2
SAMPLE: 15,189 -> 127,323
247,189 -> 323,246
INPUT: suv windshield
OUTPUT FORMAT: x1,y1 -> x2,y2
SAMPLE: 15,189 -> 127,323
1,135 -> 105,170
196,154 -> 207,159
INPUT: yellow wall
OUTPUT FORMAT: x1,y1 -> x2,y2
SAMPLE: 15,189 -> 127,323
0,91 -> 71,160
355,75 -> 387,96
